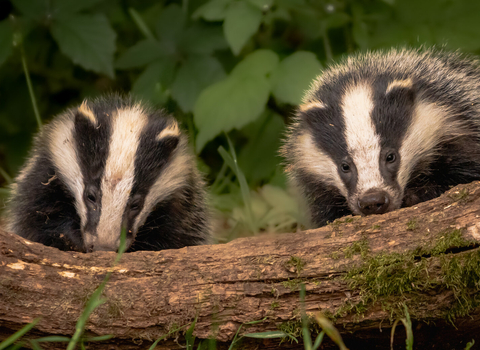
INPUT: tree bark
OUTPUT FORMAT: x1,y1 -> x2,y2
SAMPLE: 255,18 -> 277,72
1,182 -> 480,350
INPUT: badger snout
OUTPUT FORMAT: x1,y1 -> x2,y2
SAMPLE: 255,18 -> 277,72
357,189 -> 391,216
83,231 -> 134,252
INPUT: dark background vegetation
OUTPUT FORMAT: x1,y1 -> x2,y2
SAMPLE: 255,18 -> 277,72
0,0 -> 479,239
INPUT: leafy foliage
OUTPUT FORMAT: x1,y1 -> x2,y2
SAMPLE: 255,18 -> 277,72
1,0 -> 480,238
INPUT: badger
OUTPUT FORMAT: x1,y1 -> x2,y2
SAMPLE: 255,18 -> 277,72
7,95 -> 211,252
283,48 -> 480,227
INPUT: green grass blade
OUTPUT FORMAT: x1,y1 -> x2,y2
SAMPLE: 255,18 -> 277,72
312,331 -> 325,350
33,336 -> 70,342
185,317 -> 197,350
401,305 -> 414,350
243,331 -> 287,339
19,41 -> 42,128
0,167 -> 12,184
218,143 -> 256,233
0,318 -> 40,350
300,284 -> 312,350
29,340 -> 43,350
82,335 -> 114,342
314,313 -> 348,350
465,339 -> 475,350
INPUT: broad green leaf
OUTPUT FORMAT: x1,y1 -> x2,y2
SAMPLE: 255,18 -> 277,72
194,50 -> 279,151
270,51 -> 322,105
155,4 -> 185,42
52,0 -> 105,17
12,0 -> 104,19
0,21 -> 13,66
223,1 -> 262,55
11,0 -> 48,19
247,0 -> 274,9
193,0 -> 232,21
51,13 -> 116,77
171,55 -> 226,112
179,25 -> 228,54
194,75 -> 270,152
132,60 -> 176,105
115,39 -> 172,69
231,49 -> 279,78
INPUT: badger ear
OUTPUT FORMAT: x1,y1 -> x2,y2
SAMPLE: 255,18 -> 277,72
156,121 -> 180,151
298,100 -> 326,114
75,101 -> 98,127
385,79 -> 415,104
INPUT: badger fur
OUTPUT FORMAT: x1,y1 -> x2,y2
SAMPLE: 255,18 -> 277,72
7,95 -> 211,252
283,48 -> 480,227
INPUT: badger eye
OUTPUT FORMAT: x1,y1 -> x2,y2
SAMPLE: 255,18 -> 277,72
341,163 -> 350,172
129,198 -> 142,212
386,153 -> 396,163
130,203 -> 139,211
86,193 -> 96,204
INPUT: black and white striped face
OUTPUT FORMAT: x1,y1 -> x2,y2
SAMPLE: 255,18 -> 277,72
48,100 -> 190,252
295,76 -> 449,216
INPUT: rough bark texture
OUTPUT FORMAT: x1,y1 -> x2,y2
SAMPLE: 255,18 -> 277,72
1,182 -> 480,350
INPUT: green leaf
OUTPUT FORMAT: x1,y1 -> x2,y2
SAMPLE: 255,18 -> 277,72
223,1 -> 262,55
247,0 -> 274,9
195,75 -> 270,151
0,21 -> 13,67
171,55 -> 226,112
270,51 -> 322,105
193,0 -> 232,21
12,0 -> 104,20
50,13 -> 116,77
52,0 -> 105,17
132,60 -> 176,105
231,48 -> 279,77
115,39 -> 172,69
243,331 -> 287,339
194,50 -> 278,152
11,0 -> 48,19
155,4 -> 185,42
179,25 -> 228,54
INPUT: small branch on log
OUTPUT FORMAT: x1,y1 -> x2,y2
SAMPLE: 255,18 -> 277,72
1,182 -> 480,349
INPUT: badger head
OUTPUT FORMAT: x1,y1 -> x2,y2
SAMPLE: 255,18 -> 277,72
287,76 -> 454,223
48,100 -> 189,252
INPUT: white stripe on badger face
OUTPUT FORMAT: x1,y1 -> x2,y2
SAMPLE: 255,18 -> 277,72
93,106 -> 148,250
48,116 -> 88,228
292,132 -> 348,197
132,137 -> 192,234
398,101 -> 448,189
341,83 -> 385,200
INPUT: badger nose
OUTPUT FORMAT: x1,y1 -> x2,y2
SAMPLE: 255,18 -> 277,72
357,190 -> 390,215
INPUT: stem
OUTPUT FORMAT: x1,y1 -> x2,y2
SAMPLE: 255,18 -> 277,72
321,23 -> 333,62
21,49 -> 42,128
128,8 -> 154,39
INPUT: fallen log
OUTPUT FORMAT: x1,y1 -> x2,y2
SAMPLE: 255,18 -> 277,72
1,181 -> 480,349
